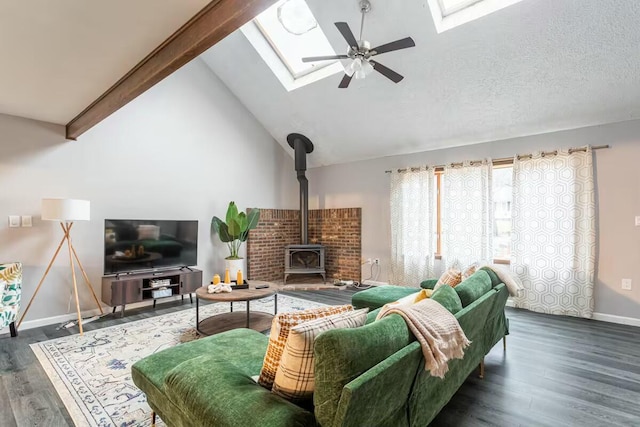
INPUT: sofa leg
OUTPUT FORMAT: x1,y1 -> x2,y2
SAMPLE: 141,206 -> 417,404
503,335 -> 507,351
9,321 -> 17,337
151,411 -> 156,427
479,359 -> 485,379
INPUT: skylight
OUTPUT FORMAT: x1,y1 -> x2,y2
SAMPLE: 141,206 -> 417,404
241,0 -> 343,91
428,0 -> 525,33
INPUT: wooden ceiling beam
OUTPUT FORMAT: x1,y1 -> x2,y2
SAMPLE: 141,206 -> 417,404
65,0 -> 277,140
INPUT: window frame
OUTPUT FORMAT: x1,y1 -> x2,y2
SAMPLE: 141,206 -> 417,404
240,0 -> 344,91
427,0 -> 526,33
434,164 -> 512,264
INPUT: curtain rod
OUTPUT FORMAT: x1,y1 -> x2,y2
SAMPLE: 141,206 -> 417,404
384,144 -> 610,173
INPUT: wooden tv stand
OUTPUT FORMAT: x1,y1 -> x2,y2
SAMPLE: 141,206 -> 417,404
101,268 -> 202,317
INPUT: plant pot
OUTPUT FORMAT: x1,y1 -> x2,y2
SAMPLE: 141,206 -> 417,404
225,258 -> 246,281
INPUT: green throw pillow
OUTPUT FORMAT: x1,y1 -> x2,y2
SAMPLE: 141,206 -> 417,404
454,270 -> 492,307
430,285 -> 463,314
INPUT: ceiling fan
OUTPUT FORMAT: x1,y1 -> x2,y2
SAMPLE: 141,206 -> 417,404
301,0 -> 415,88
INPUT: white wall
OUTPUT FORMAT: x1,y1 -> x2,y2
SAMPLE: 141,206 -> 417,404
308,120 -> 640,321
0,58 -> 298,327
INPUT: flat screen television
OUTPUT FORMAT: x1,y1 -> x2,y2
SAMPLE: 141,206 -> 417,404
104,219 -> 198,274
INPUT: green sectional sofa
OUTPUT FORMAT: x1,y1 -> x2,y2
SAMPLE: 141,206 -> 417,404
132,268 -> 509,426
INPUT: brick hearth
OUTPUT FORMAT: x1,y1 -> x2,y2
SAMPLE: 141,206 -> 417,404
247,208 -> 361,282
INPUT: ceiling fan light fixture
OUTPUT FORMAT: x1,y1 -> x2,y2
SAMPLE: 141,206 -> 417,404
345,58 -> 362,77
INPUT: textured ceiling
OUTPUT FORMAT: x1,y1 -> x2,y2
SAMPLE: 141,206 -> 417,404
0,0 -> 209,124
201,0 -> 640,166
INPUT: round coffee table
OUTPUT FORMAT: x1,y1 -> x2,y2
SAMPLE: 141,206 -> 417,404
195,281 -> 277,336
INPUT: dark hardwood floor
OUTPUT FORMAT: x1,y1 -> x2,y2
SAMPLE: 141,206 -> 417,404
1,287 -> 639,426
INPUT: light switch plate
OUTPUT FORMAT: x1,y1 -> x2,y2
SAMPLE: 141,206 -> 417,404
21,215 -> 32,227
8,216 -> 20,228
636,216 -> 640,227
622,279 -> 632,291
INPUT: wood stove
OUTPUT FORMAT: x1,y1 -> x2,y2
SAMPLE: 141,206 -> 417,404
283,133 -> 326,284
284,244 -> 326,284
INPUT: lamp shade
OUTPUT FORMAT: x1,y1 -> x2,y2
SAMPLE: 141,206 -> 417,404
41,198 -> 90,221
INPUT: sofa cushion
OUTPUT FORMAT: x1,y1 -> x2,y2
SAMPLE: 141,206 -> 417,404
420,279 -> 438,289
314,313 -> 416,426
454,270 -> 492,307
258,304 -> 353,389
352,285 -> 420,310
479,266 -> 502,287
272,309 -> 368,403
430,285 -> 463,314
132,328 -> 269,424
164,354 -> 316,427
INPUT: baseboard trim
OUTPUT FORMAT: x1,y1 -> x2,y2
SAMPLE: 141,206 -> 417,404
592,312 -> 640,327
362,280 -> 389,286
19,295 -> 190,331
506,300 -> 640,327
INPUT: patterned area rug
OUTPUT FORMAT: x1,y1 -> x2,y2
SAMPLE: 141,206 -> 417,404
31,294 -> 326,427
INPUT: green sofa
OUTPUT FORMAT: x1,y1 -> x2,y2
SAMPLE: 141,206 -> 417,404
132,268 -> 509,426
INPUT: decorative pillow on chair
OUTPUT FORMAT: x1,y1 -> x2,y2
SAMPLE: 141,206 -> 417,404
433,268 -> 462,290
272,308 -> 369,402
257,304 -> 353,389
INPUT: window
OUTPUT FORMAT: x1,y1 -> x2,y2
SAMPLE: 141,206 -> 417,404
427,0 -> 526,33
492,166 -> 513,260
434,165 -> 513,262
241,0 -> 344,91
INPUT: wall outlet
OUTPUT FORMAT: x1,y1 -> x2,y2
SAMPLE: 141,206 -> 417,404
622,279 -> 632,291
373,258 -> 380,265
8,216 -> 20,228
636,216 -> 640,227
21,215 -> 32,227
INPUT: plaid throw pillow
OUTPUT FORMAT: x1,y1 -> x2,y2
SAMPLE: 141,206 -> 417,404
257,305 -> 353,389
462,264 -> 477,279
433,268 -> 463,291
272,309 -> 369,403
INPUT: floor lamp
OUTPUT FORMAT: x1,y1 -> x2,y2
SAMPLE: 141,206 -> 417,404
18,198 -> 104,335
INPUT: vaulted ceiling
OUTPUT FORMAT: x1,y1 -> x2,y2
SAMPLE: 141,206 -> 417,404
201,0 -> 640,166
0,0 -> 210,124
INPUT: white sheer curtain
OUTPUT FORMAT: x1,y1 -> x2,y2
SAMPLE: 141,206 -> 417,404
511,148 -> 595,318
442,160 -> 494,269
390,167 -> 436,286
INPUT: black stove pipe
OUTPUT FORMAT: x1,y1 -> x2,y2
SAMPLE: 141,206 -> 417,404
287,133 -> 314,245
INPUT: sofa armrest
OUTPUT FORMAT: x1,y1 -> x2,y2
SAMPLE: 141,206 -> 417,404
420,279 -> 438,289
164,354 -> 316,427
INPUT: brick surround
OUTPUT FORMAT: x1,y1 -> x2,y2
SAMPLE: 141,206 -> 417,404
248,208 -> 361,282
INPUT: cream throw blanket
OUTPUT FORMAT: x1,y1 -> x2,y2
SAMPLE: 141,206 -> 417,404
376,299 -> 470,378
480,264 -> 524,297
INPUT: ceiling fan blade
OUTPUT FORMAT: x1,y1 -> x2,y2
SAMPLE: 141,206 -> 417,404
301,55 -> 349,63
370,60 -> 404,83
338,74 -> 353,88
335,22 -> 359,48
371,37 -> 416,56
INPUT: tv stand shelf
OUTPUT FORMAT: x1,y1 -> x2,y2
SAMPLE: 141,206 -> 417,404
102,268 -> 202,317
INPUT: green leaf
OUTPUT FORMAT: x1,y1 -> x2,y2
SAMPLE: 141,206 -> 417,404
246,208 -> 260,231
227,218 -> 241,238
237,212 -> 248,233
226,202 -> 238,227
212,217 -> 233,242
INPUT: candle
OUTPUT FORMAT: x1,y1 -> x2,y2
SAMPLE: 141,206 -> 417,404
236,269 -> 243,285
224,268 -> 230,284
212,274 -> 220,285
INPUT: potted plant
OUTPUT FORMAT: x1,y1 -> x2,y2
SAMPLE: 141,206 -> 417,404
212,202 -> 260,279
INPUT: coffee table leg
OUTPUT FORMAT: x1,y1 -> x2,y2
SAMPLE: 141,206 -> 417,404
246,300 -> 250,328
196,297 -> 199,328
275,294 -> 278,314
230,302 -> 233,312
